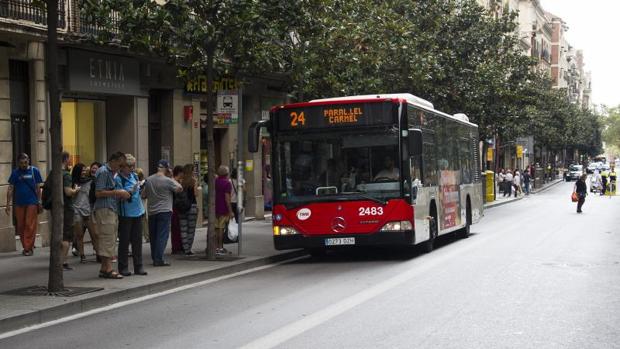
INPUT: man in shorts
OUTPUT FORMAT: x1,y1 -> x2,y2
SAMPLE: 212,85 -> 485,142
94,152 -> 130,279
215,165 -> 234,256
61,152 -> 81,270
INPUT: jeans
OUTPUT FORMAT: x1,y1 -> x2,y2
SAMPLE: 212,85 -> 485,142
118,216 -> 144,272
149,212 -> 172,264
523,182 -> 530,195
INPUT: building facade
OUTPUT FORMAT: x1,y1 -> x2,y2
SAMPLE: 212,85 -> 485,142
0,1 -> 286,252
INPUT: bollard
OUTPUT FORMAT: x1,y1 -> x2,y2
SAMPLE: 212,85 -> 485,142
485,170 -> 495,203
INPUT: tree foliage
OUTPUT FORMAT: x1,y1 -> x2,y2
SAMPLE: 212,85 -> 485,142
602,106 -> 620,151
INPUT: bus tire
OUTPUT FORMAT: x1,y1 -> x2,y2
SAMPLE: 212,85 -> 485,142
458,197 -> 472,239
423,205 -> 437,253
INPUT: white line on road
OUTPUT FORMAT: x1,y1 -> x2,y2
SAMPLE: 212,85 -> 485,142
239,235 -> 493,349
0,256 -> 308,341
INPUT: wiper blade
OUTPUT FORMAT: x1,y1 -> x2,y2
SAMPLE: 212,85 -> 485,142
347,191 -> 386,205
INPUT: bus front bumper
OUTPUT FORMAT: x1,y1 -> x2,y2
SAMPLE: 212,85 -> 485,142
274,231 -> 415,250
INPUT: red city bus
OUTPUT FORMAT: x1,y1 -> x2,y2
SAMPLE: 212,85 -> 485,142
248,94 -> 483,254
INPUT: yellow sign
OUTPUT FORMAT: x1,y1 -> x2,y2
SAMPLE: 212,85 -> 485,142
486,148 -> 493,162
185,76 -> 240,94
323,107 -> 363,124
516,145 -> 523,159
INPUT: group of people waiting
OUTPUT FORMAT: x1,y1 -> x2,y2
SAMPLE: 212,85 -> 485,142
6,151 -> 238,280
496,166 -> 533,197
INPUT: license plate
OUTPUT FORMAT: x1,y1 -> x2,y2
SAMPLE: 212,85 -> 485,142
325,237 -> 355,246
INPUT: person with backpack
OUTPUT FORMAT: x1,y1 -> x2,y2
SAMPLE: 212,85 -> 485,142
61,152 -> 82,271
71,163 -> 99,264
178,164 -> 200,255
115,154 -> 147,276
170,165 -> 185,254
5,153 -> 43,256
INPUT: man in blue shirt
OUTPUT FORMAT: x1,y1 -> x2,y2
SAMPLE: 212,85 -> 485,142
5,154 -> 43,256
115,154 -> 147,276
94,152 -> 130,279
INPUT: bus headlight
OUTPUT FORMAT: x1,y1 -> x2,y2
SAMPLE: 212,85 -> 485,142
380,221 -> 413,232
273,226 -> 299,236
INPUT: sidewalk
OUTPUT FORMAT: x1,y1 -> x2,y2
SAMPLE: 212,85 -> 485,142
484,178 -> 563,209
0,218 -> 304,334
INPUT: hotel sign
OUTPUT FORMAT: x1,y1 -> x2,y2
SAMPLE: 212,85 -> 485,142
67,49 -> 140,95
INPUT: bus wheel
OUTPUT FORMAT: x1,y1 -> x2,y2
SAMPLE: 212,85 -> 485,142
458,199 -> 472,239
423,212 -> 437,253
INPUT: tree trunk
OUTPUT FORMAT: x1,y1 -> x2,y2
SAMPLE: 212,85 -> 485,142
205,45 -> 217,260
46,0 -> 64,293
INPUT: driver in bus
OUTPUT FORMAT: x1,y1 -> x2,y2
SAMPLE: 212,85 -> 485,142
374,156 -> 400,181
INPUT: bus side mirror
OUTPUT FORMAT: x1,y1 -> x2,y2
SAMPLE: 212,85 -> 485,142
248,120 -> 270,153
409,129 -> 423,157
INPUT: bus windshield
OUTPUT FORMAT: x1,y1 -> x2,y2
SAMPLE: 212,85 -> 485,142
275,128 -> 402,205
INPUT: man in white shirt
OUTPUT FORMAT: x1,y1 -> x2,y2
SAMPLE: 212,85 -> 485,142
513,170 -> 521,197
503,170 -> 513,197
374,156 -> 400,181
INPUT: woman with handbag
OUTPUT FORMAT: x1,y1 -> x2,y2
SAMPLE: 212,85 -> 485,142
574,174 -> 588,213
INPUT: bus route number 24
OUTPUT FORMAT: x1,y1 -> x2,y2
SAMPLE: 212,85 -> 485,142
358,207 -> 384,216
290,111 -> 306,127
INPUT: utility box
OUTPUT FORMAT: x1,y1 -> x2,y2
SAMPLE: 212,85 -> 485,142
534,167 -> 544,189
485,170 -> 495,203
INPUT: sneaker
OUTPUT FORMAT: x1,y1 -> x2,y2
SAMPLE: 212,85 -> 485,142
112,256 -> 118,263
71,247 -> 79,257
184,251 -> 194,256
63,263 -> 74,271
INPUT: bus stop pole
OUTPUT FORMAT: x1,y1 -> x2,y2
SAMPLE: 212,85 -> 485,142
237,88 -> 244,256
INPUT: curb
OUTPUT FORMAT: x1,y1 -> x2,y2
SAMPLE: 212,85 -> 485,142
0,249 -> 307,334
531,179 -> 563,194
483,179 -> 564,210
484,196 -> 524,210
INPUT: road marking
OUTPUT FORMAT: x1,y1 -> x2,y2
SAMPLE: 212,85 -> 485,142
0,256 -> 308,341
239,236 -> 490,349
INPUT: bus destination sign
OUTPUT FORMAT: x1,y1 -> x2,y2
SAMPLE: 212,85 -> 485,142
277,102 -> 395,130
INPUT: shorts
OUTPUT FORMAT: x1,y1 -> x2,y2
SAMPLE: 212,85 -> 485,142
63,208 -> 75,242
94,208 -> 119,258
73,214 -> 91,226
215,215 -> 230,229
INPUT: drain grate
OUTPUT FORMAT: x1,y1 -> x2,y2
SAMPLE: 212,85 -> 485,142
2,285 -> 103,297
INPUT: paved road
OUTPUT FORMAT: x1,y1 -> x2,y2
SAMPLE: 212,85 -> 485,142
2,181 -> 619,349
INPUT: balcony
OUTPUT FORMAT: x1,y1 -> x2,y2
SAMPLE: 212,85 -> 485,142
0,0 -> 66,29
0,0 -> 119,39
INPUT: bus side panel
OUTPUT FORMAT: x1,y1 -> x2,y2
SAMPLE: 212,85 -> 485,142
459,182 -> 483,225
413,186 -> 439,244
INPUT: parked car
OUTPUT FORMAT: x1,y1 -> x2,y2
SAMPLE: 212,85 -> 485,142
587,163 -> 599,174
566,165 -> 583,181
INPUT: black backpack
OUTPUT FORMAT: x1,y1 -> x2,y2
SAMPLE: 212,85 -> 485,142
41,175 -> 52,210
88,179 -> 97,205
173,189 -> 191,213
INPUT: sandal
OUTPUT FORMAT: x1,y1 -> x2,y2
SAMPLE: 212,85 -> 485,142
99,270 -> 123,279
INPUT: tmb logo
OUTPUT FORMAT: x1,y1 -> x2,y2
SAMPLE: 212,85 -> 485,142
296,208 -> 312,221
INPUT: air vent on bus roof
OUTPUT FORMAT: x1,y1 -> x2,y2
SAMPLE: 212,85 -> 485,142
453,113 -> 469,122
310,93 -> 434,110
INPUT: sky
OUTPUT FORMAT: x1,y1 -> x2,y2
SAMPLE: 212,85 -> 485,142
541,0 -> 620,108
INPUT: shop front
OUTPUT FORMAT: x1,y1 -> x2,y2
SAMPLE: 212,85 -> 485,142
61,48 -> 148,169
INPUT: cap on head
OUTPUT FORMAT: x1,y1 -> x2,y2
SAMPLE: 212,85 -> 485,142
158,159 -> 170,169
